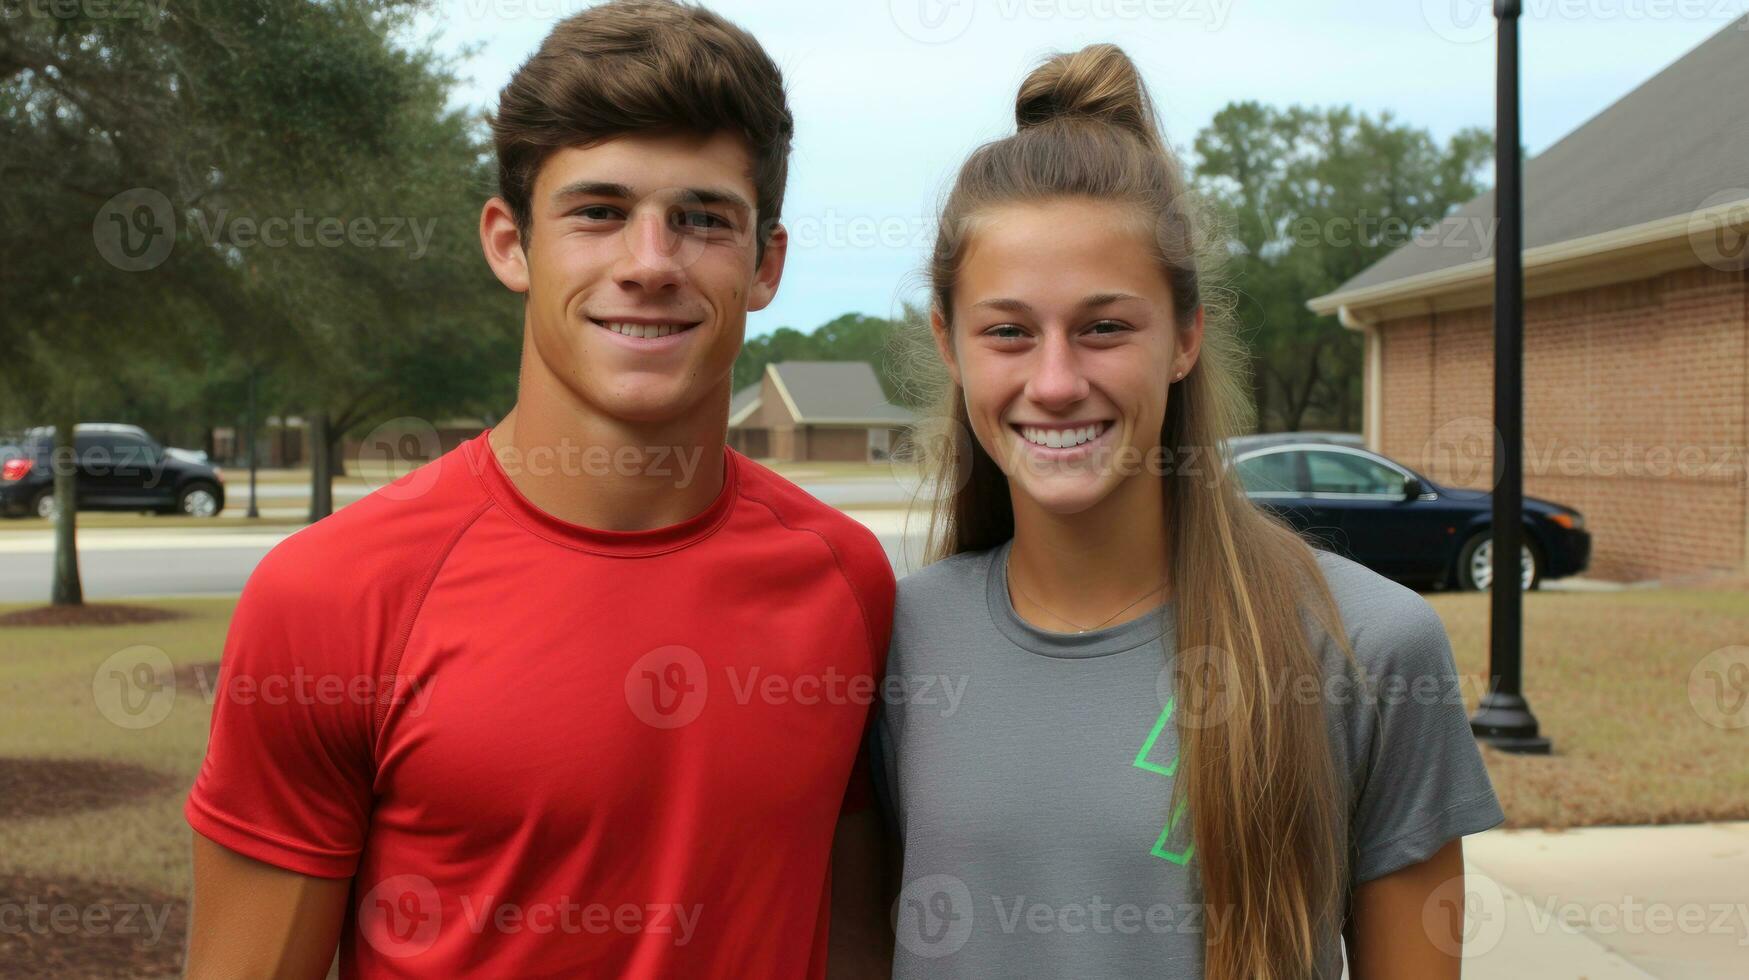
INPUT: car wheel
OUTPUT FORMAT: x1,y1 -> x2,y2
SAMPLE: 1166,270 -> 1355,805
32,489 -> 58,520
177,483 -> 221,518
1457,532 -> 1540,591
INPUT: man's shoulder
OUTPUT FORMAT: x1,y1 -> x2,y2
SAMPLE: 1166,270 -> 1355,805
245,439 -> 494,616
731,451 -> 892,578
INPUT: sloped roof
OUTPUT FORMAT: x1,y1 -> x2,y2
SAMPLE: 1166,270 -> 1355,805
728,383 -> 762,426
1312,15 -> 1749,310
765,361 -> 914,425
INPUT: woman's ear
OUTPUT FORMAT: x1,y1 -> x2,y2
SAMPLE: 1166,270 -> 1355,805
1175,305 -> 1205,379
930,307 -> 962,389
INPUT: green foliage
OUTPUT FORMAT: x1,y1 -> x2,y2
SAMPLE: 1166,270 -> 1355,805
1191,102 -> 1494,431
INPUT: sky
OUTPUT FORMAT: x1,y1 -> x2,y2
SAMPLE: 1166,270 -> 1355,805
416,0 -> 1743,337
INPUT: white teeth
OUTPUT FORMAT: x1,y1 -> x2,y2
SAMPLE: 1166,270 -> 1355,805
1019,423 -> 1105,449
602,321 -> 691,339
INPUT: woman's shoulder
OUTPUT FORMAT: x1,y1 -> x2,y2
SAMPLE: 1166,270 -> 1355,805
1307,548 -> 1456,680
894,544 -> 1003,608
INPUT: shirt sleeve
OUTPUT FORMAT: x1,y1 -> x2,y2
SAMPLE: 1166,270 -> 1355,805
838,528 -> 896,816
1344,592 -> 1506,884
184,542 -> 379,879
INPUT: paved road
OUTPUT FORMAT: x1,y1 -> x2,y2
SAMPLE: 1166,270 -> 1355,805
0,513 -> 929,602
0,471 -> 929,602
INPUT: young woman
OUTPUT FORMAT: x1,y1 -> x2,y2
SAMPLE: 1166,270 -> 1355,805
875,44 -> 1504,979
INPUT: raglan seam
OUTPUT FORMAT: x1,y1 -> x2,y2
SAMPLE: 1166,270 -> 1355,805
738,482 -> 881,677
370,496 -> 495,755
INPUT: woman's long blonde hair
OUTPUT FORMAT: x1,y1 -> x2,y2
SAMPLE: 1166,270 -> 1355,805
899,44 -> 1354,979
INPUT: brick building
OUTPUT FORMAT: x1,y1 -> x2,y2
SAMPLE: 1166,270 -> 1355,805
727,361 -> 914,462
1309,19 -> 1748,582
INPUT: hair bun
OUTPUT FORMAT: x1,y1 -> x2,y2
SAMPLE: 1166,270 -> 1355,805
1014,43 -> 1162,148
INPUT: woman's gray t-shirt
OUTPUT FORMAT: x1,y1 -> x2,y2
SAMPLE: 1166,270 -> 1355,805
874,539 -> 1505,979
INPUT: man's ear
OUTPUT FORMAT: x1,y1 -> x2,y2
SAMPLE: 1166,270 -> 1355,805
930,307 -> 961,389
746,221 -> 788,312
480,196 -> 530,294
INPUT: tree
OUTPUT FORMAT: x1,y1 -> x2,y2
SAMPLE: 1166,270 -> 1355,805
1191,103 -> 1494,431
0,0 -> 510,599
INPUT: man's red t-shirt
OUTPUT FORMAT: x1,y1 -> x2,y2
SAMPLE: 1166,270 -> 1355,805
185,429 -> 895,978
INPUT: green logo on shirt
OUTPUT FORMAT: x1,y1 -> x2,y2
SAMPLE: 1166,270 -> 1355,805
1132,697 -> 1194,865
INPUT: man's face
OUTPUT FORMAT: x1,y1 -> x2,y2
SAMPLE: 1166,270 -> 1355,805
490,131 -> 784,426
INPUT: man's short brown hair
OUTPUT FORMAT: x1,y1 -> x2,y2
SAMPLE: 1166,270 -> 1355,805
491,0 -> 794,250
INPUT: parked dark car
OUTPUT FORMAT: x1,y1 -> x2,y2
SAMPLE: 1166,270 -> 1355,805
1230,438 -> 1590,590
0,423 -> 225,519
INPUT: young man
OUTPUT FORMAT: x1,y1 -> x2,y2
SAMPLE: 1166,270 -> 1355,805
183,3 -> 894,976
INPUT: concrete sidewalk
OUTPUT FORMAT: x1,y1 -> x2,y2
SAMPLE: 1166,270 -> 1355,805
1460,822 -> 1749,979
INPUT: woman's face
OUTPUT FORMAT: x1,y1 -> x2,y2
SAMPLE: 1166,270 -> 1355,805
933,198 -> 1202,516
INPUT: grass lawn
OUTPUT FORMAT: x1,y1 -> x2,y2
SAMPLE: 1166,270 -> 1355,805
0,599 -> 229,898
1430,580 -> 1749,829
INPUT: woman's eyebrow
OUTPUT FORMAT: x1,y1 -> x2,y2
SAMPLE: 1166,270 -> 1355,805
1082,292 -> 1143,308
970,293 -> 1144,315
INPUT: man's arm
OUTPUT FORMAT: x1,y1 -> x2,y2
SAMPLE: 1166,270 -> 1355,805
826,808 -> 893,979
1343,837 -> 1467,979
186,833 -> 352,980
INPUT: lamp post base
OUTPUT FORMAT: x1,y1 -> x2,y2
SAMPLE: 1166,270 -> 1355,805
1470,691 -> 1553,754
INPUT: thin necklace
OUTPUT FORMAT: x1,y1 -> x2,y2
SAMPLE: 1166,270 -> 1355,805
1006,560 -> 1168,634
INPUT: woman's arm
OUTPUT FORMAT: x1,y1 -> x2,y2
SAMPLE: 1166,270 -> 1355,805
1344,837 -> 1468,979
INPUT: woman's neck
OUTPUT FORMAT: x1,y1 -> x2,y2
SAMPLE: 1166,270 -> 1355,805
1005,473 -> 1171,632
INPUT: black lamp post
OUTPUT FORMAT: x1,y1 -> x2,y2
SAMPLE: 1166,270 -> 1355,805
1470,0 -> 1551,754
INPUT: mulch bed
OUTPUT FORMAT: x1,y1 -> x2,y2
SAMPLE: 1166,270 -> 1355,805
0,605 -> 187,628
0,874 -> 186,979
0,758 -> 178,821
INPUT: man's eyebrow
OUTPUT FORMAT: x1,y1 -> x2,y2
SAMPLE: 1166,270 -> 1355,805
551,181 -> 634,203
550,181 -> 752,214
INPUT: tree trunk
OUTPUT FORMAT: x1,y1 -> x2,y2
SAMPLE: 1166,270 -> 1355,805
245,371 -> 260,519
50,407 -> 83,606
308,410 -> 333,521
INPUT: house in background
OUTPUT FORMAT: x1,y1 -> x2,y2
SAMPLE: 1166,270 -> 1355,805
728,361 -> 914,463
1309,18 -> 1748,583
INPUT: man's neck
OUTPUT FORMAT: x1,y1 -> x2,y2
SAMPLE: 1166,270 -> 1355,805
487,381 -> 729,533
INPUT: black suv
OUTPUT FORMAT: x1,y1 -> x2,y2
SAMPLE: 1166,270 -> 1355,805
0,424 -> 226,519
